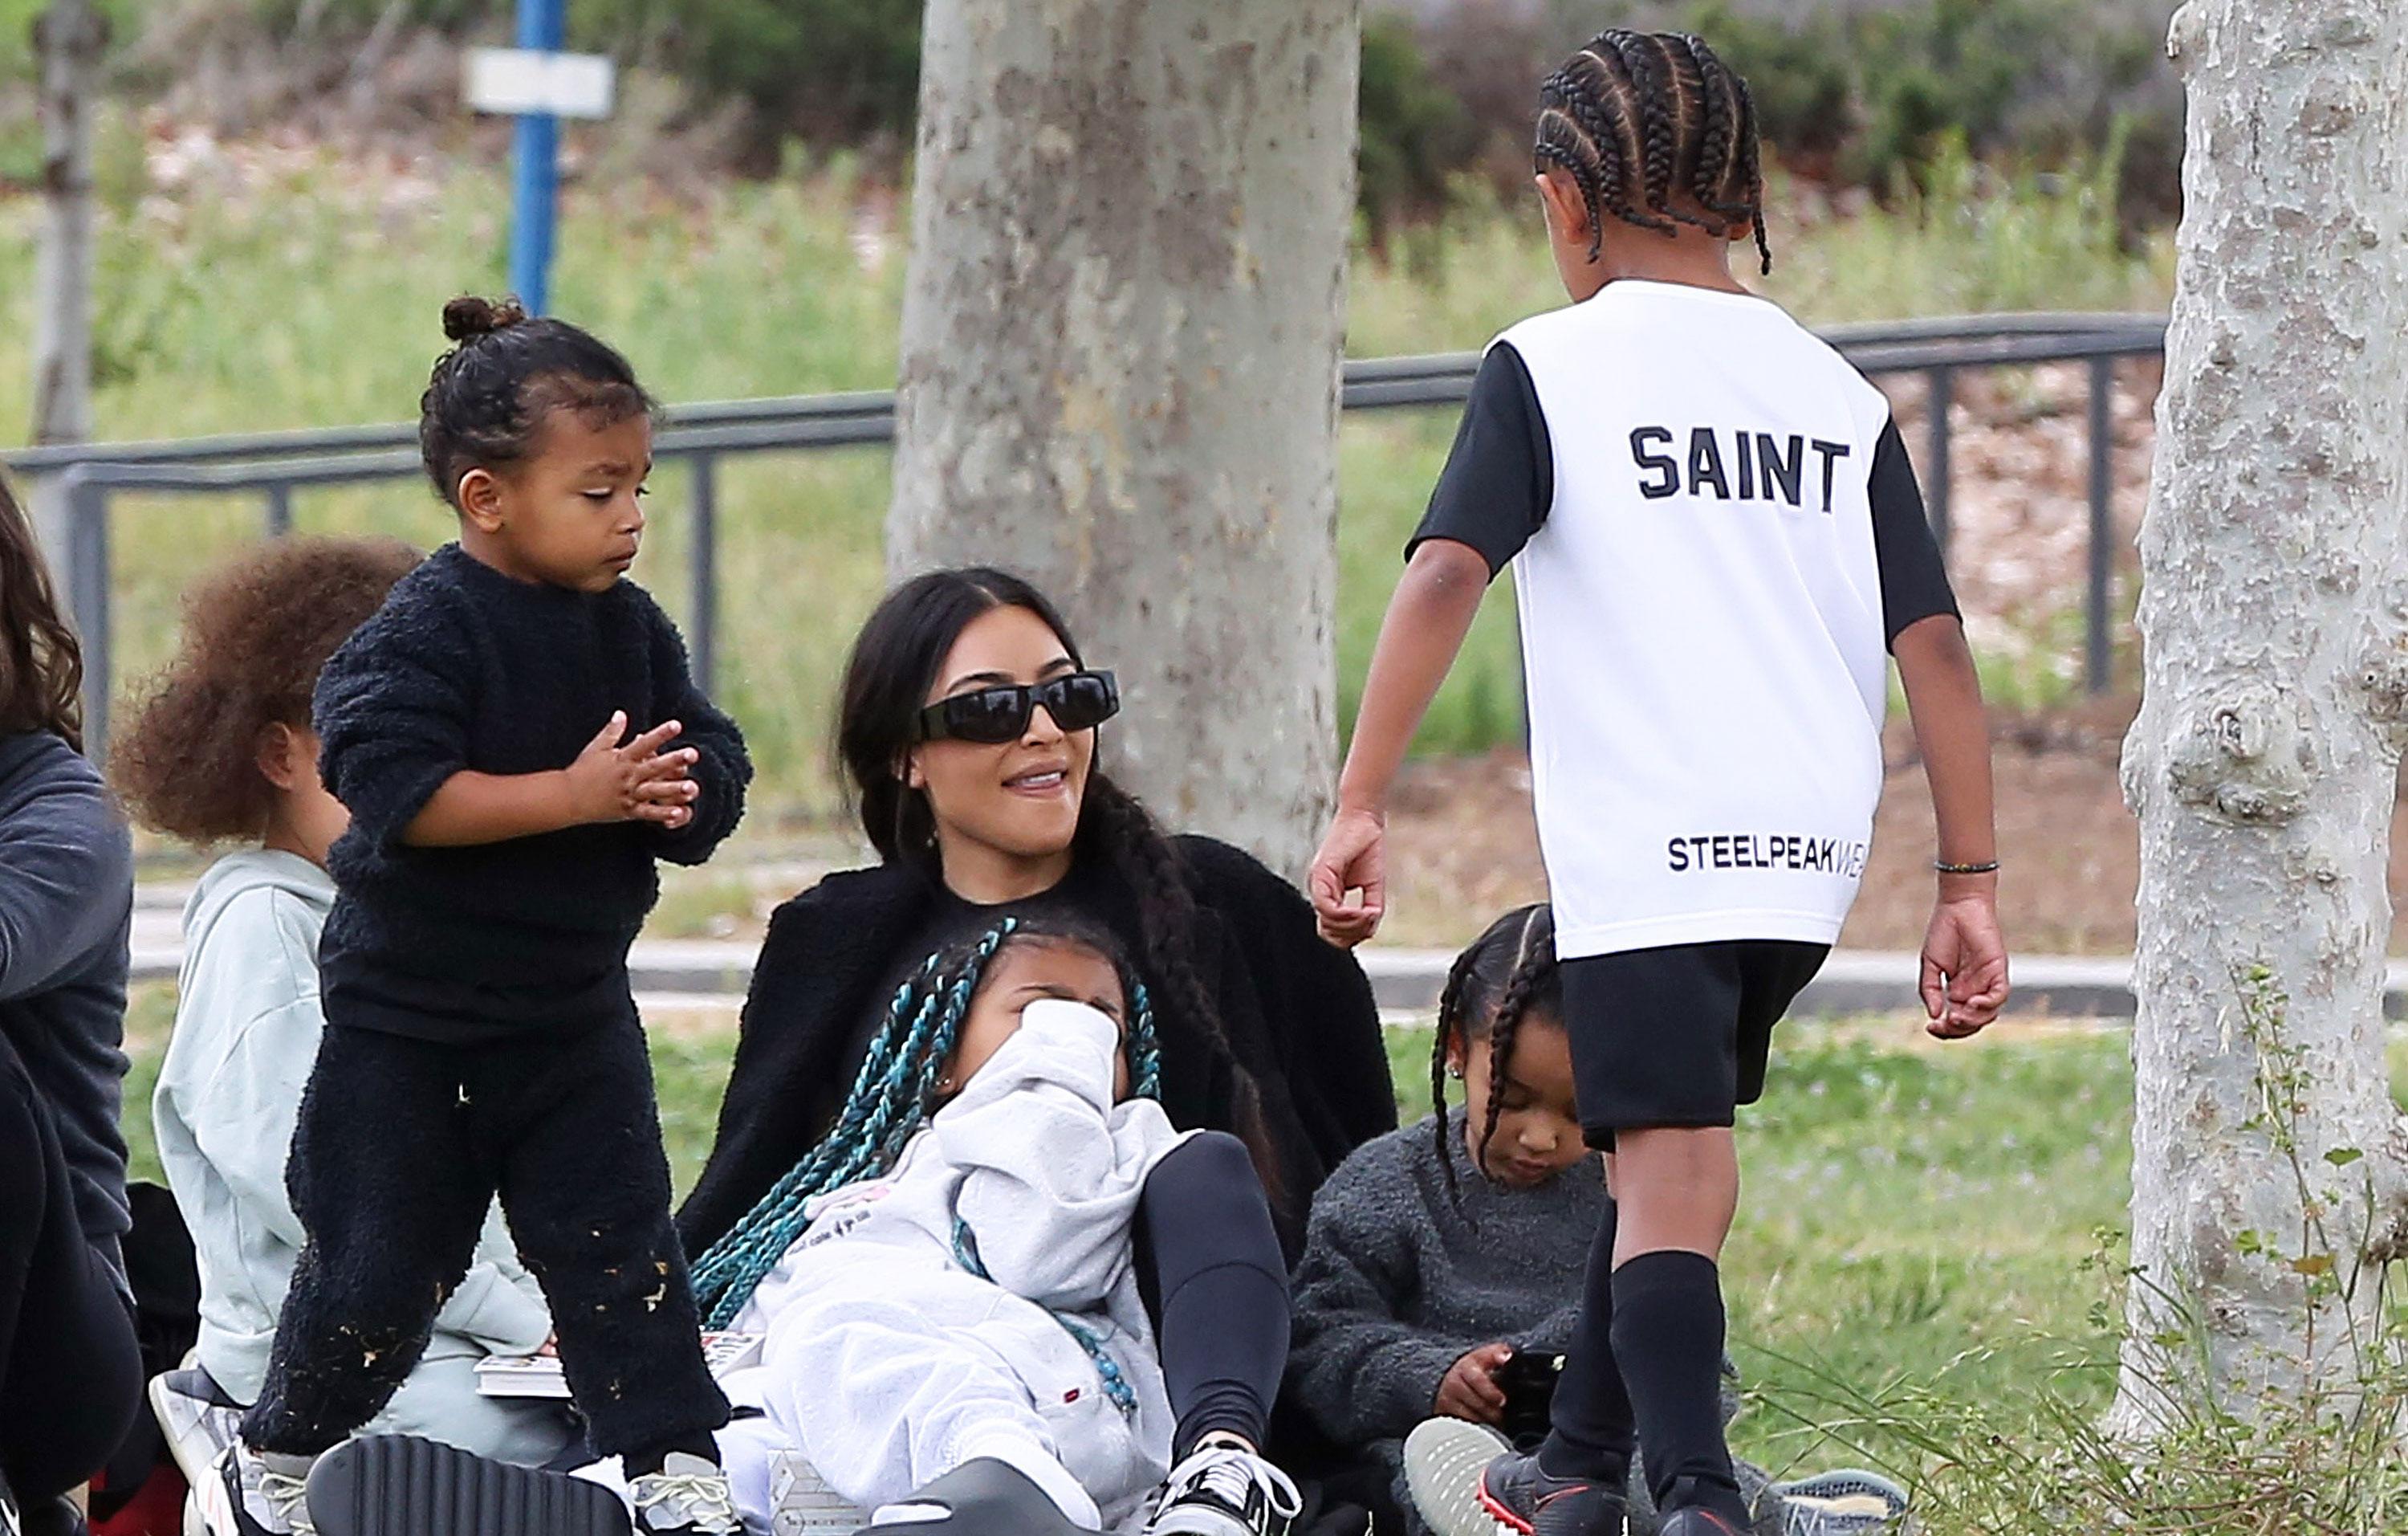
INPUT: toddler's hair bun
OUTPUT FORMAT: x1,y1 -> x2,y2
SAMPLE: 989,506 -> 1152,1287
442,295 -> 530,344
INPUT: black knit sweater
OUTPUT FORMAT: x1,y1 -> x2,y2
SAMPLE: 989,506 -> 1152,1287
676,836 -> 1396,1261
312,544 -> 750,1038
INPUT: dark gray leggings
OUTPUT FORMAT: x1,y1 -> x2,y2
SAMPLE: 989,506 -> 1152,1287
1133,1131 -> 1291,1458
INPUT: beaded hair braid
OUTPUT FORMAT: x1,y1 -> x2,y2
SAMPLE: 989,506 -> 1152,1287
1431,904 -> 1562,1203
689,916 -> 1163,1330
1533,30 -> 1775,275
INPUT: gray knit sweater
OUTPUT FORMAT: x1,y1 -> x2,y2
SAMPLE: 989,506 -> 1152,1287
1290,1110 -> 1601,1448
1288,1113 -> 1780,1536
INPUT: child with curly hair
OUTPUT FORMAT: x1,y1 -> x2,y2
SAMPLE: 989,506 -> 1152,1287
115,537 -> 578,1491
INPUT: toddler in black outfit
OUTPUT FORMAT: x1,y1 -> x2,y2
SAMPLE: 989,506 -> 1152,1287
226,298 -> 751,1536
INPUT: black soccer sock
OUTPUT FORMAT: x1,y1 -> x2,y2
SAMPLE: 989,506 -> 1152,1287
623,1432 -> 720,1479
1607,1250 -> 1747,1523
1536,1198 -> 1637,1485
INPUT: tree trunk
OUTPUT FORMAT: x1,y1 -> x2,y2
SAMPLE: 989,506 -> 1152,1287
28,0 -> 106,560
889,0 -> 1360,879
2113,0 -> 2408,1434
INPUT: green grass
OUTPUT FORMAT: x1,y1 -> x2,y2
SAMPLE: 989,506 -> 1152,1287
1394,1017 -> 2138,1478
120,980 -> 2142,1485
140,984 -> 2408,1521
0,130 -> 2173,813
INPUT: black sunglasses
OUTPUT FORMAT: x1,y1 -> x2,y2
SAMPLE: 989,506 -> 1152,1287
913,670 -> 1121,744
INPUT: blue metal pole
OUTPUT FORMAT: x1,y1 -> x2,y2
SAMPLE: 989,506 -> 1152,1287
509,0 -> 564,313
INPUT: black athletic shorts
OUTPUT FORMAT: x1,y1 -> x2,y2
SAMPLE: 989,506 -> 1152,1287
1560,939 -> 1830,1147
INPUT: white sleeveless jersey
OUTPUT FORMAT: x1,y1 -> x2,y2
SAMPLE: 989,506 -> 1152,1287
1409,280 -> 1954,958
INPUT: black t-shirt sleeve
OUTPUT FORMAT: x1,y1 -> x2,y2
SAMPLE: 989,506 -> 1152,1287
1405,341 -> 1553,577
1869,418 -> 1960,649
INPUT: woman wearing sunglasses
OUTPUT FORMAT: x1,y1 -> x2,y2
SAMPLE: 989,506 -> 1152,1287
679,567 -> 1393,1536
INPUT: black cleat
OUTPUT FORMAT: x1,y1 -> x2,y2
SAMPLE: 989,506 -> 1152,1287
1403,1420 -> 1627,1536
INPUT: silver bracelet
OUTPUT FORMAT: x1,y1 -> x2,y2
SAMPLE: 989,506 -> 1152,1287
1934,859 -> 1999,875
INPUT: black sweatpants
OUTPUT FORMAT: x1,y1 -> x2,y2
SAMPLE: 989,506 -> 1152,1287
0,1032 -> 142,1501
242,1015 -> 729,1460
1133,1131 -> 1291,1458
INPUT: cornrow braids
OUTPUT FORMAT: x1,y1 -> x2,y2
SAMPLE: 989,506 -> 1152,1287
1732,71 -> 1775,275
1474,913 -> 1558,1179
1676,35 -> 1739,231
1428,943 -> 1486,1205
1531,29 -> 1775,273
1544,48 -> 1672,259
1430,905 -> 1564,1204
1609,32 -> 1680,235
688,919 -> 1165,1329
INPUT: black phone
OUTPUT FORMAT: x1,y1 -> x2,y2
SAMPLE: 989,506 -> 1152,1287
1494,1348 -> 1564,1447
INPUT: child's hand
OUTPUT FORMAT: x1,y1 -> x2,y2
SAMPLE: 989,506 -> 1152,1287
563,711 -> 698,829
1922,884 -> 2008,1038
1434,1342 -> 1513,1424
1309,807 -> 1388,948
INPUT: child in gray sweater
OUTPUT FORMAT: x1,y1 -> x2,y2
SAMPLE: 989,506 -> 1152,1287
1288,907 -> 1781,1536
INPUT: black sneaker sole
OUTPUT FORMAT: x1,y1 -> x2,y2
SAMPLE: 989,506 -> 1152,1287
307,1436 -> 632,1536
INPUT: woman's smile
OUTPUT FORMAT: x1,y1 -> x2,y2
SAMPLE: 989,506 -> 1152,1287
1003,760 -> 1072,797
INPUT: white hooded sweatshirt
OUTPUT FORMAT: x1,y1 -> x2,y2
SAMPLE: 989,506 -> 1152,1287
722,999 -> 1194,1530
152,848 -> 572,1465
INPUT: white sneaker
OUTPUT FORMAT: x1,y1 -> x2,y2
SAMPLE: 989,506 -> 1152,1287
629,1452 -> 742,1536
1145,1445 -> 1304,1536
220,1444 -> 317,1536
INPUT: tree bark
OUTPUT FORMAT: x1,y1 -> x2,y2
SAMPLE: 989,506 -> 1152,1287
2113,0 -> 2408,1433
889,0 -> 1360,879
28,1 -> 107,560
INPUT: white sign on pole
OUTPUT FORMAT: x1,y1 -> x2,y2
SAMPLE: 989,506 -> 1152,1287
465,47 -> 616,119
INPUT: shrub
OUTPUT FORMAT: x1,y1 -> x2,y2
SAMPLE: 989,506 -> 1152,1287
1358,10 -> 1479,243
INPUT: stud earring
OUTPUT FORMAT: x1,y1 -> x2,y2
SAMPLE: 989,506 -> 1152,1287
1446,1065 -> 1463,1081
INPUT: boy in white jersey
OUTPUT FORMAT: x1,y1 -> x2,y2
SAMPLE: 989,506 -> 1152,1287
1310,30 -> 2008,1536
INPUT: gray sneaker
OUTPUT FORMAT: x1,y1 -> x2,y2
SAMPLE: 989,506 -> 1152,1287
151,1370 -> 246,1502
221,1445 -> 318,1536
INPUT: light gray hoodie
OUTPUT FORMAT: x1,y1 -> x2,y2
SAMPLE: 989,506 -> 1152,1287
153,848 -> 572,1465
724,1000 -> 1192,1530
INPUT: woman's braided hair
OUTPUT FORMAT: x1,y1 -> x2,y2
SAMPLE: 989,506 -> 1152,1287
1432,904 -> 1563,1202
1534,30 -> 1774,275
688,914 -> 1163,1330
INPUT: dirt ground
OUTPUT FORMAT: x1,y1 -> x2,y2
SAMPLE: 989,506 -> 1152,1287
1377,695 -> 2408,956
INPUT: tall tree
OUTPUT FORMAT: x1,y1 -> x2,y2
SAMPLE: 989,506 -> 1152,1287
2114,0 -> 2408,1432
28,0 -> 107,562
31,0 -> 104,450
889,0 -> 1361,877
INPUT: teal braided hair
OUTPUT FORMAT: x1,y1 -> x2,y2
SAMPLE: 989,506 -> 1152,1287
690,914 -> 1164,1330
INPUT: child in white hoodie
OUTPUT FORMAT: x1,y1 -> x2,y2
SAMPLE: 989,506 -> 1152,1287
689,915 -> 1292,1536
112,538 -> 577,1481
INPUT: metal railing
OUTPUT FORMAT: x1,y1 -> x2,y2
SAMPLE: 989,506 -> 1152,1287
3,312 -> 2166,757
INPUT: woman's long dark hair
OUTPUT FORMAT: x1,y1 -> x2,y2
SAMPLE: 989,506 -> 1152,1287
836,568 -> 1257,1174
0,475 -> 85,753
